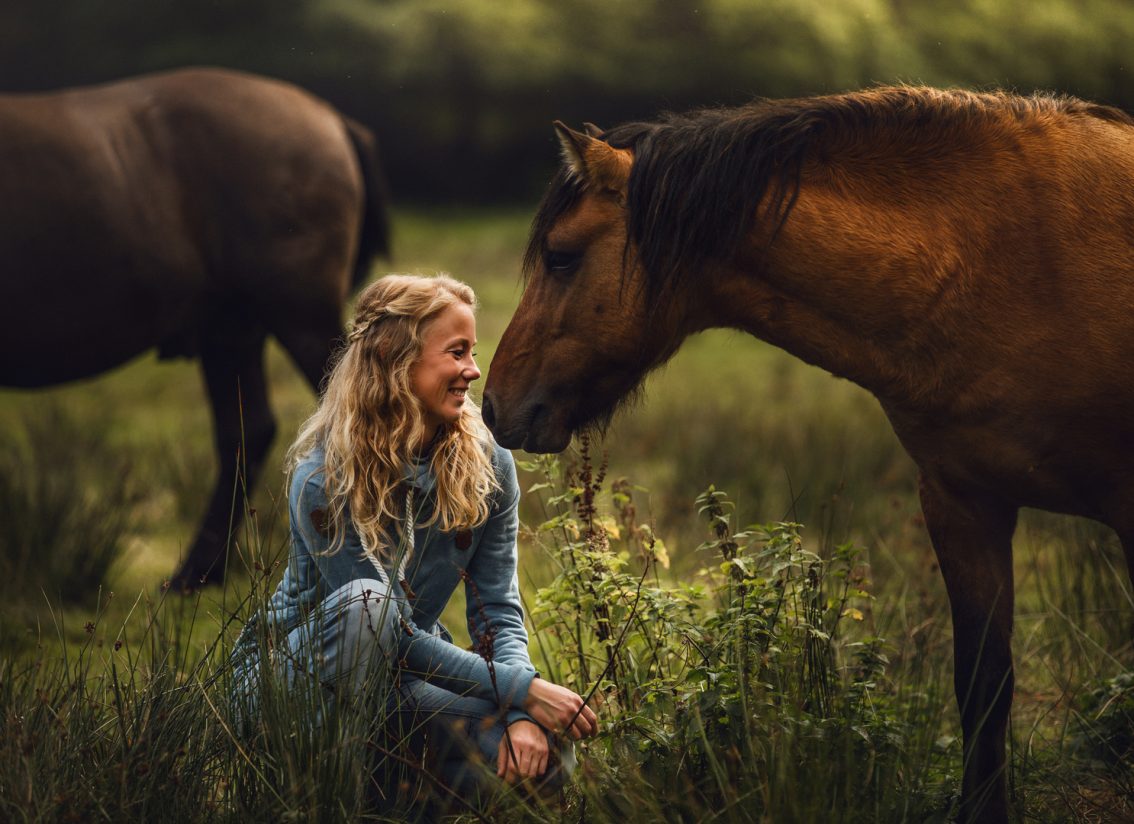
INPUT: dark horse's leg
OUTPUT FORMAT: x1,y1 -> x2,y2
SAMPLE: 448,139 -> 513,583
170,323 -> 276,591
918,472 -> 1018,824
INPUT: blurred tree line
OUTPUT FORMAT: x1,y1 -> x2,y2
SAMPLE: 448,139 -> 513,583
3,0 -> 1132,202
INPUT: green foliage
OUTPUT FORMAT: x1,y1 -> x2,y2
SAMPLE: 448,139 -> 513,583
523,441 -> 951,822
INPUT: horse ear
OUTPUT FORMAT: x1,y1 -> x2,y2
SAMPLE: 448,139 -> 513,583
553,121 -> 632,192
582,122 -> 604,138
554,120 -> 589,179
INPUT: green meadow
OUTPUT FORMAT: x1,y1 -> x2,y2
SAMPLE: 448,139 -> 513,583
0,210 -> 1130,822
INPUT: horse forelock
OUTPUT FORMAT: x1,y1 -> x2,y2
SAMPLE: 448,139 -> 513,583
523,167 -> 584,282
523,107 -> 819,307
527,86 -> 1132,307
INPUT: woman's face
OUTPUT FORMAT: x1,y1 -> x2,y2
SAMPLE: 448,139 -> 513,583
410,302 -> 481,440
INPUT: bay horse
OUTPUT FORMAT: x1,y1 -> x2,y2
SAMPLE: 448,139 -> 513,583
0,67 -> 390,591
482,87 -> 1134,822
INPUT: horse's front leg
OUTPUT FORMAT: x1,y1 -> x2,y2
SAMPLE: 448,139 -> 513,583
918,471 -> 1018,824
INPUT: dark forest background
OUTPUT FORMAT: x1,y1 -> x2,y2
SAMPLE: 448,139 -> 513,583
4,0 -> 1132,202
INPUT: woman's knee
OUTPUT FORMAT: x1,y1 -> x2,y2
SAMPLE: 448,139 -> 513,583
324,578 -> 402,668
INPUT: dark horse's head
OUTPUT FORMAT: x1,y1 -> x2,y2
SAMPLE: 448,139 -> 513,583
484,108 -> 811,452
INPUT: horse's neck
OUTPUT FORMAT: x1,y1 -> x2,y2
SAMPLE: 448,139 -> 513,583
700,185 -> 976,408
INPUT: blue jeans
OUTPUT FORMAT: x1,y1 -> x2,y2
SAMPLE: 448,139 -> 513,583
233,579 -> 574,802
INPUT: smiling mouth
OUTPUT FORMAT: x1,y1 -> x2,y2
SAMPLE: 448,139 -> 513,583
449,387 -> 468,399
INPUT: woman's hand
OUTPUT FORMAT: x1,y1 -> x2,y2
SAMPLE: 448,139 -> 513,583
497,720 -> 549,784
522,677 -> 599,740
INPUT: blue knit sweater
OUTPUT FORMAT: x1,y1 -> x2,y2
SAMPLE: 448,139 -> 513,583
232,440 -> 537,721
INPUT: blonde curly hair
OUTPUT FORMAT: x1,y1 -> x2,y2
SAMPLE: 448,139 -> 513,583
289,273 -> 498,562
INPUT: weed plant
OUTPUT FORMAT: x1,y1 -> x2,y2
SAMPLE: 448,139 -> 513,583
522,438 -> 954,823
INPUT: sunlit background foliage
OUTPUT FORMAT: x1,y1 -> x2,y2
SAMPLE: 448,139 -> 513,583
4,0 -> 1134,199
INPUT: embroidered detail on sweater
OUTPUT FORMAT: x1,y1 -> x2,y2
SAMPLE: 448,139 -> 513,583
309,507 -> 330,535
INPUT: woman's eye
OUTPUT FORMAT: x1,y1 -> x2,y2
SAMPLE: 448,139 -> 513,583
545,249 -> 582,276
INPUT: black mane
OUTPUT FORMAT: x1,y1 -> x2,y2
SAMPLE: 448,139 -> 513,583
524,86 -> 1131,300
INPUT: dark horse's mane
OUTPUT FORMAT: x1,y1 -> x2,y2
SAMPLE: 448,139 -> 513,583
524,86 -> 1131,298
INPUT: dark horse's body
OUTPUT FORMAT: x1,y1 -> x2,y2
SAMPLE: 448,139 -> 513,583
0,67 -> 389,588
483,88 -> 1134,822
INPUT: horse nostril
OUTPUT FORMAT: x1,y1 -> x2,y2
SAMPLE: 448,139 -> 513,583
482,394 -> 497,430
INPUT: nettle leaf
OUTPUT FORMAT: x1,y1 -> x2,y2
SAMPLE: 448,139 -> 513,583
547,486 -> 585,506
771,559 -> 797,576
538,512 -> 571,532
596,514 -> 621,540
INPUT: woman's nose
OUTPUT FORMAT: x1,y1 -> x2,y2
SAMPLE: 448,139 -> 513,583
464,359 -> 482,381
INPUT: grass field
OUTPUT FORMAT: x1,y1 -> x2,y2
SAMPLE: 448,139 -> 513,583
0,209 -> 1131,821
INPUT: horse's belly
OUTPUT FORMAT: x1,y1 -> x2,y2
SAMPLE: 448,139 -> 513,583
888,401 -> 1134,525
0,317 -> 180,387
0,184 -> 206,386
0,252 -> 199,387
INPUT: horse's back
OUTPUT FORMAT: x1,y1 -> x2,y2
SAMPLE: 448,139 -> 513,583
0,69 -> 363,386
125,69 -> 364,295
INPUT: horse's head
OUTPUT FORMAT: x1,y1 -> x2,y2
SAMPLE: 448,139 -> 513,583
483,122 -> 691,453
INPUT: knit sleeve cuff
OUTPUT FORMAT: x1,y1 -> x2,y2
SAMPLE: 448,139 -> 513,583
505,708 -> 536,727
500,666 -> 537,711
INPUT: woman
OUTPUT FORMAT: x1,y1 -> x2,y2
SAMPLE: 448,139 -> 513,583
231,274 -> 597,802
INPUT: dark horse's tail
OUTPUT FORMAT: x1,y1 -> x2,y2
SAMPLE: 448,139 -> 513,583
342,116 -> 392,289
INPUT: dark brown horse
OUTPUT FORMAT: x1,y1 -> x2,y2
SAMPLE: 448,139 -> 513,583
0,67 -> 389,590
483,87 -> 1134,822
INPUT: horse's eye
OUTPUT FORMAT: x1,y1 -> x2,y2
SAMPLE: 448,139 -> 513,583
545,249 -> 582,277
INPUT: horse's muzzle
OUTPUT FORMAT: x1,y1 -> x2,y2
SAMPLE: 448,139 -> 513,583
482,391 -> 572,453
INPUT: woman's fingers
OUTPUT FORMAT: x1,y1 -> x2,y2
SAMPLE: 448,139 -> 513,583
498,720 -> 553,784
580,701 -> 599,736
562,698 -> 599,739
501,751 -> 523,784
523,678 -> 601,739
